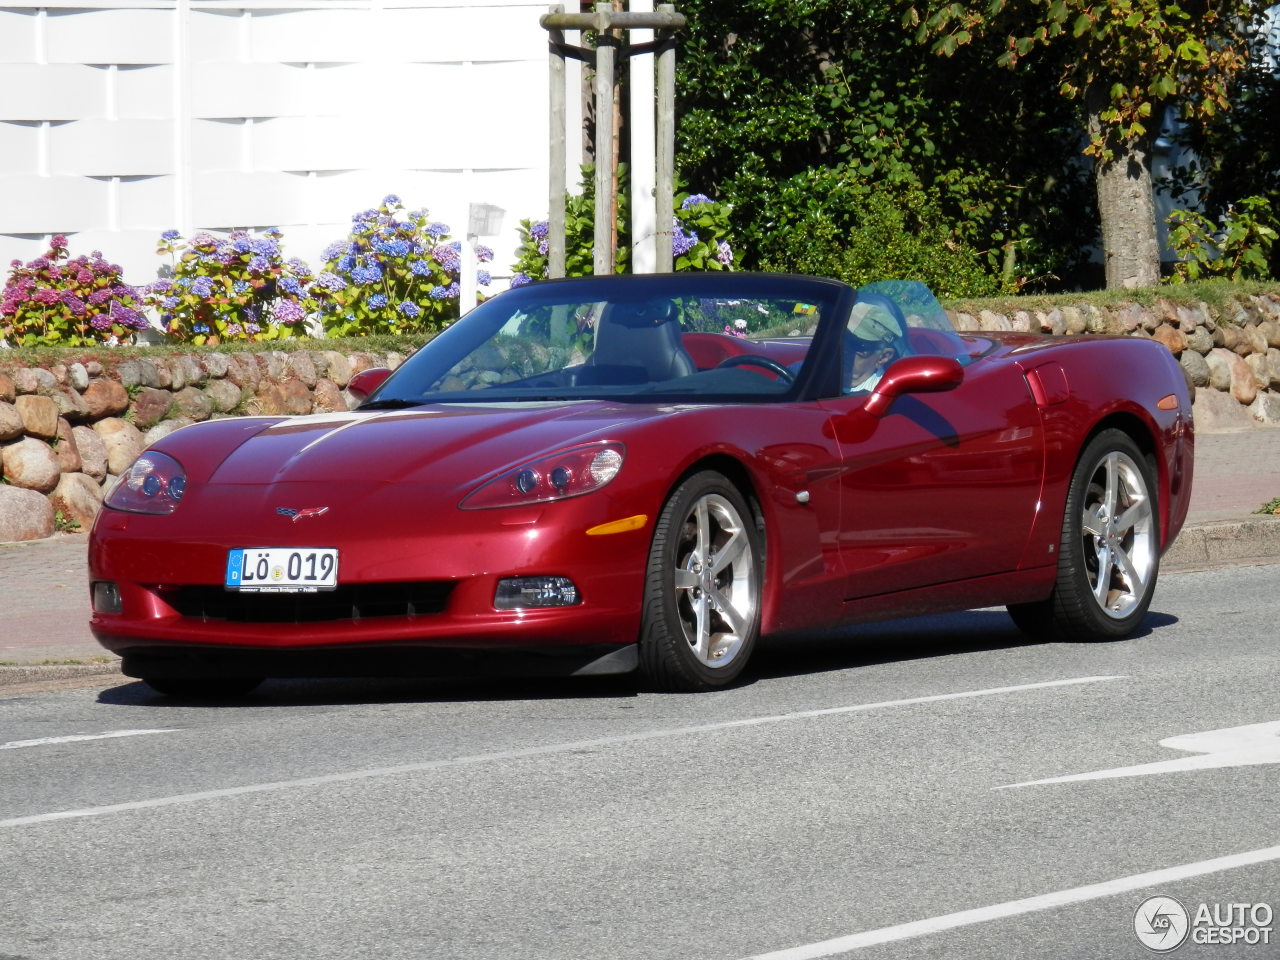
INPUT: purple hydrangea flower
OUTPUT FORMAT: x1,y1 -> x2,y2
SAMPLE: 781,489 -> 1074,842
475,245 -> 494,263
191,277 -> 215,298
273,300 -> 305,323
716,240 -> 734,266
248,255 -> 270,273
315,272 -> 346,292
287,258 -> 313,280
529,221 -> 549,240
672,217 -> 698,257
681,193 -> 712,209
432,244 -> 460,275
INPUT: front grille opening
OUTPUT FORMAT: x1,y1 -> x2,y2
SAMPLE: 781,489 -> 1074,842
165,582 -> 455,623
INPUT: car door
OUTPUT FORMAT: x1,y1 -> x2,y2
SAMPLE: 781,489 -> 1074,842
819,354 -> 1045,600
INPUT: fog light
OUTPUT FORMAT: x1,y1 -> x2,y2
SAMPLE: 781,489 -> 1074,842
494,576 -> 580,609
92,581 -> 122,614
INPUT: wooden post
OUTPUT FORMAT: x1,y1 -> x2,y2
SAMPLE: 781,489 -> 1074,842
539,5 -> 686,278
593,3 -> 615,276
547,5 -> 567,279
655,3 -> 676,273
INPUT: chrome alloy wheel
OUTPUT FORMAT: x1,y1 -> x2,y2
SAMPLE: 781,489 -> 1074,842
671,493 -> 758,669
1080,449 -> 1156,619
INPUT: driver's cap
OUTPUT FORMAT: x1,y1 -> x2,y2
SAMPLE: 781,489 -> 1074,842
847,301 -> 904,344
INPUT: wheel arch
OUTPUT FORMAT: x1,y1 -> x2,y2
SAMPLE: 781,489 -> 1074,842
1078,409 -> 1172,548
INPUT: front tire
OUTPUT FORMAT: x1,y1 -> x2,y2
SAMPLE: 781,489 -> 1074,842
638,472 -> 762,691
1008,428 -> 1159,640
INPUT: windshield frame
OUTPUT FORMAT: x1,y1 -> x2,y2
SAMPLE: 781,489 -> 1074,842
363,273 -> 858,408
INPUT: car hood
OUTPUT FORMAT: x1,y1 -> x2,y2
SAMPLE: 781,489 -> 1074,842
199,401 -> 645,487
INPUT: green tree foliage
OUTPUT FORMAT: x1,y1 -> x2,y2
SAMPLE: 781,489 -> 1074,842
907,0 -> 1264,288
675,0 -> 1095,292
1162,13 -> 1280,278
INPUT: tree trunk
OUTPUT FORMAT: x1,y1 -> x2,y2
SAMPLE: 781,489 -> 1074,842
1087,86 -> 1162,289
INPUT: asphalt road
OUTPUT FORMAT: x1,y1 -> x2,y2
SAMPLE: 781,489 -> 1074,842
2,562 -> 1277,960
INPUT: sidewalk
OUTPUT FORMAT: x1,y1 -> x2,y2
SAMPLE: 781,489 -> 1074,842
2,425 -> 1279,677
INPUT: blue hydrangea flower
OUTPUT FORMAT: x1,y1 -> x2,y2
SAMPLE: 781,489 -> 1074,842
233,280 -> 251,294
409,259 -> 434,276
287,258 -> 313,280
161,229 -> 181,241
510,273 -> 532,288
398,301 -> 421,318
428,285 -> 449,300
191,277 -> 215,298
250,238 -> 279,257
323,241 -> 348,261
383,194 -> 401,206
427,222 -> 450,238
477,270 -> 491,286
351,264 -> 382,284
368,293 -> 388,309
194,323 -> 210,333
248,255 -> 269,273
681,193 -> 712,209
315,272 -> 346,292
279,276 -> 301,294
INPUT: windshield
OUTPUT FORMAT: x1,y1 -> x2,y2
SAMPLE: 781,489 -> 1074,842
367,274 -> 849,405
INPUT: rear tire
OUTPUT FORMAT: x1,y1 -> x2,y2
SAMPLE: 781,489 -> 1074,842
143,676 -> 263,699
638,472 -> 762,691
1008,428 -> 1159,640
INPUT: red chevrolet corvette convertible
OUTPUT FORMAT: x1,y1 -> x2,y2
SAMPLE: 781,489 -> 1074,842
89,273 -> 1194,696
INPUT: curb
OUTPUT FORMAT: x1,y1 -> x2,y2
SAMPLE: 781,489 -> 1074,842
0,662 -> 122,687
1163,515 -> 1280,570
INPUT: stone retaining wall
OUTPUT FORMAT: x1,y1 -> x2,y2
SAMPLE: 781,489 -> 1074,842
2,291 -> 1280,544
948,292 -> 1280,428
0,348 -> 405,542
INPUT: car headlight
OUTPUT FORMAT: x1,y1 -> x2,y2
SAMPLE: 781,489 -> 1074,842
104,451 -> 188,515
460,443 -> 625,510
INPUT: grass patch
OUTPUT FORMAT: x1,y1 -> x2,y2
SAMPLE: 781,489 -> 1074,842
942,279 -> 1280,320
0,333 -> 433,372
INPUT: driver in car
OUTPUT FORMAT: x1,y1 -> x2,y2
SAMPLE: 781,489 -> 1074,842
844,299 -> 907,393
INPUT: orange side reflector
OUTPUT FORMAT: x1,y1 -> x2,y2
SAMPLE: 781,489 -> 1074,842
586,514 -> 648,536
1157,394 -> 1179,410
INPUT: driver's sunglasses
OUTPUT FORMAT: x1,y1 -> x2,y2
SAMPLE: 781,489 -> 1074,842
849,337 -> 881,357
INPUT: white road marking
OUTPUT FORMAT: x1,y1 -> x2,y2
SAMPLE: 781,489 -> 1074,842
1,729 -> 178,751
742,843 -> 1280,959
1000,719 -> 1280,788
0,675 -> 1120,828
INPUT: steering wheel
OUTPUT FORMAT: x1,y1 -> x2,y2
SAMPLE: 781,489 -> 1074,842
714,354 -> 796,384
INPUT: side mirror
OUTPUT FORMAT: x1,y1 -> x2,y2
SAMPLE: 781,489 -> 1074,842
347,367 -> 393,406
863,355 -> 963,418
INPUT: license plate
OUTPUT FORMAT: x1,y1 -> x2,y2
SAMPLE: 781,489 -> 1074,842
225,548 -> 338,592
